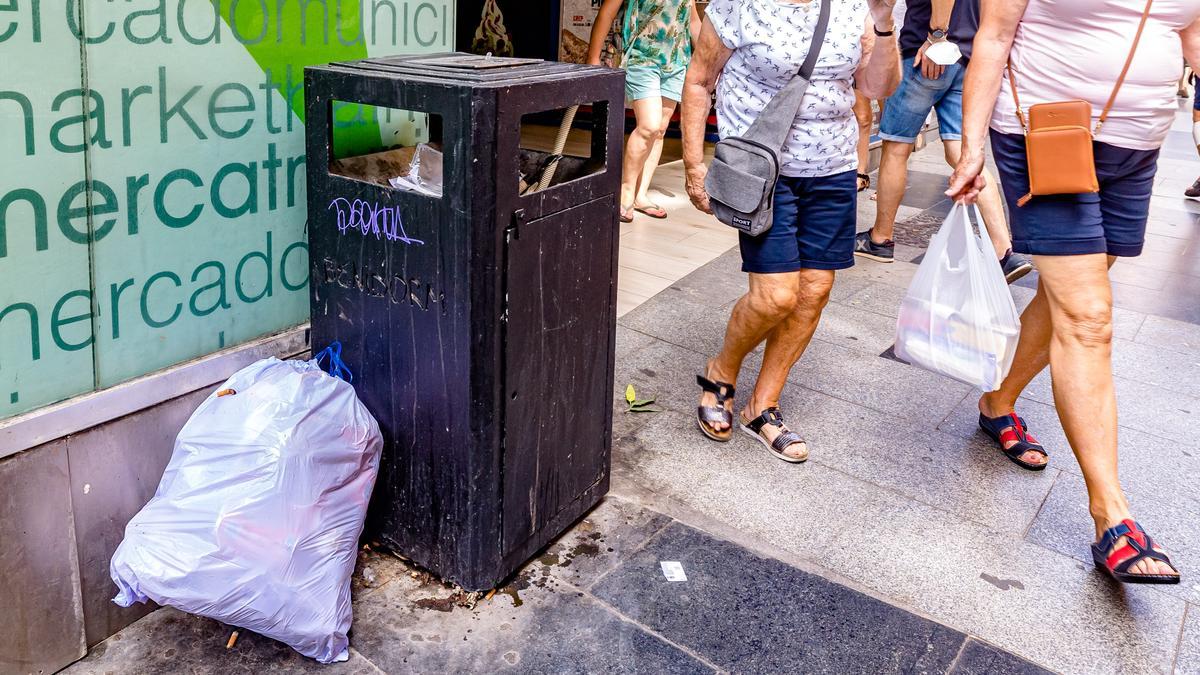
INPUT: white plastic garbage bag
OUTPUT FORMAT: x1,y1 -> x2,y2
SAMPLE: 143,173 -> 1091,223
109,347 -> 382,663
895,202 -> 1021,391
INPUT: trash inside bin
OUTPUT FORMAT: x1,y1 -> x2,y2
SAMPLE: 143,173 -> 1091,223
305,53 -> 624,590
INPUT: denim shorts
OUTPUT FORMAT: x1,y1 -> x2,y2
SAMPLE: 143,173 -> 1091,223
878,57 -> 964,143
625,63 -> 686,103
738,170 -> 857,274
989,130 -> 1160,257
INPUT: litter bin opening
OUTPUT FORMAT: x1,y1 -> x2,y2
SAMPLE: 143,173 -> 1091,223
328,101 -> 444,196
517,103 -> 606,195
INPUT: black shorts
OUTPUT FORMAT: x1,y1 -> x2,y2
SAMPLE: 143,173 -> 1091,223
738,170 -> 857,274
990,130 -> 1160,257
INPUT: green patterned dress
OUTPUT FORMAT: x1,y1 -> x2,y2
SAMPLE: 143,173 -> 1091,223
622,0 -> 693,74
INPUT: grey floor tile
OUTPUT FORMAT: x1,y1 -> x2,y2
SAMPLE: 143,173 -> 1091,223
614,411 -> 1186,673
618,287 -> 731,357
590,522 -> 966,674
663,248 -> 746,308
1018,372 -> 1200,449
612,336 -> 760,421
1136,315 -> 1200,355
1145,214 -> 1200,242
617,325 -> 661,359
829,272 -> 879,304
64,608 -> 379,674
351,562 -> 712,674
1113,307 -> 1149,342
950,638 -> 1053,675
1110,259 -> 1173,290
812,300 -> 903,355
902,170 -> 959,211
1111,338 -> 1200,400
935,394 -> 1200,518
840,276 -> 1011,319
527,496 -> 672,590
768,387 -> 1057,535
1025,472 -> 1200,605
1177,607 -> 1200,675
759,337 -> 974,423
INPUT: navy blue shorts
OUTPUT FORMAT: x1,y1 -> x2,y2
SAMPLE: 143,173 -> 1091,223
1194,84 -> 1200,111
738,170 -> 857,274
989,130 -> 1160,257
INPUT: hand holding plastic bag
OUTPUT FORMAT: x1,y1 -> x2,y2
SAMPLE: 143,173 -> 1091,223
109,347 -> 382,663
895,202 -> 1021,391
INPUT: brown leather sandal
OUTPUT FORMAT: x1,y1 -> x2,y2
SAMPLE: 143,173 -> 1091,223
740,408 -> 808,463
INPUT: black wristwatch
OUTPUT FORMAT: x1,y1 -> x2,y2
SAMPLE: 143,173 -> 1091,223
928,28 -> 948,41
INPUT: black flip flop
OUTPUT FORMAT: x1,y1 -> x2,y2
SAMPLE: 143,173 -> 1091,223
739,408 -> 808,463
978,412 -> 1048,471
1091,519 -> 1180,585
696,374 -> 735,442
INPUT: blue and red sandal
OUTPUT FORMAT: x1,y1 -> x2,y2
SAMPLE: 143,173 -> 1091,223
978,412 -> 1048,471
1091,519 -> 1180,585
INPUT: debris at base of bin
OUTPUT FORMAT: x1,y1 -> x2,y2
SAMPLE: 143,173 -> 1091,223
624,384 -> 663,413
484,589 -> 497,602
361,567 -> 376,584
660,561 -> 687,582
225,631 -> 239,649
108,353 -> 383,664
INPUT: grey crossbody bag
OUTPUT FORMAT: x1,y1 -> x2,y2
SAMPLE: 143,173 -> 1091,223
704,0 -> 830,236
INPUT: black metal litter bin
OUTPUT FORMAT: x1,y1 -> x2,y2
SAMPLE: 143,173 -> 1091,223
304,54 -> 624,590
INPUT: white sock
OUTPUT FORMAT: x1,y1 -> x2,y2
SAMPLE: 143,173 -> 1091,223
1193,120 -> 1200,147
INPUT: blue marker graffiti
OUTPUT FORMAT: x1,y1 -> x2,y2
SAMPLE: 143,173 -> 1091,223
328,198 -> 425,245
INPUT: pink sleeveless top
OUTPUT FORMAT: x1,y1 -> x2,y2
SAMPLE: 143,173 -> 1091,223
991,0 -> 1200,150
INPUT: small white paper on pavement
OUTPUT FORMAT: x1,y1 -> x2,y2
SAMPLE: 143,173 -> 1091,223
660,561 -> 687,582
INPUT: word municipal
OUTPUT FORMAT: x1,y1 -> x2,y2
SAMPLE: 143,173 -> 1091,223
328,197 -> 424,245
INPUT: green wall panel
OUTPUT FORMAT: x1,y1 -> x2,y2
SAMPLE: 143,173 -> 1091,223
0,0 -> 455,418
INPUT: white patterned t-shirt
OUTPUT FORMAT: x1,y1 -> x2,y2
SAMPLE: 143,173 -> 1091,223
706,0 -> 869,177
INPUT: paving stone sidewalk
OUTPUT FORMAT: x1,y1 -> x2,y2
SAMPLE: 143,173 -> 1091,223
67,496 -> 1048,675
65,107 -> 1200,675
611,109 -> 1200,674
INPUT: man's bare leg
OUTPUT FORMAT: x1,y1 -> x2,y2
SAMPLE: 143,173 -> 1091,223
740,269 -> 835,459
868,140 -> 913,243
700,272 -> 802,432
986,253 -> 1174,578
942,139 -> 1011,258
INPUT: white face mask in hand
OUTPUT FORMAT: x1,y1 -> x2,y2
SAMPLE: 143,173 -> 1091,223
926,40 -> 962,66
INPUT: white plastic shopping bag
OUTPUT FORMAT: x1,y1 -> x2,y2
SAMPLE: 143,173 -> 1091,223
895,202 -> 1021,391
109,343 -> 382,663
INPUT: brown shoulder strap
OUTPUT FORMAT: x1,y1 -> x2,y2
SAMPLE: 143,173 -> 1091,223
1007,61 -> 1026,132
1097,0 -> 1154,132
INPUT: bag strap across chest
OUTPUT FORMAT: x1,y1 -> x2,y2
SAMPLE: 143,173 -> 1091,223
1008,0 -> 1154,134
740,0 -> 832,151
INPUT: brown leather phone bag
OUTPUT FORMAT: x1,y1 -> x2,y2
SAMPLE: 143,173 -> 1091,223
1007,0 -> 1153,207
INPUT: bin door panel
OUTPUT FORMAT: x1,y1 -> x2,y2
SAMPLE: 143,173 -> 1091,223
502,195 -> 616,551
